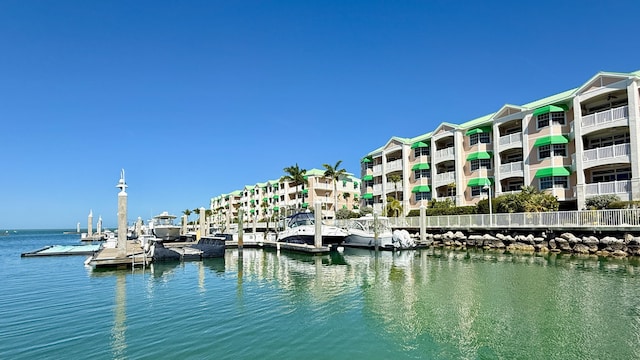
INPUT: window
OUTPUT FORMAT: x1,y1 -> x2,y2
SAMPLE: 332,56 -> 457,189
539,176 -> 568,189
591,168 -> 631,182
415,169 -> 431,179
470,159 -> 492,171
415,192 -> 431,201
504,181 -> 524,192
414,147 -> 430,157
471,186 -> 485,197
537,112 -> 565,128
587,133 -> 630,149
503,153 -> 523,163
538,144 -> 567,159
469,133 -> 491,146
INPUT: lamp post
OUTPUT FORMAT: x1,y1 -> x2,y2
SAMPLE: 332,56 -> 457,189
484,184 -> 492,226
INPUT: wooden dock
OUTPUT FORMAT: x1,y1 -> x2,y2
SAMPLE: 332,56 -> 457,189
88,240 -> 150,268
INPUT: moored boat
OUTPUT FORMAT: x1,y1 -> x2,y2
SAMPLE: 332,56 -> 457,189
151,212 -> 181,241
277,211 -> 348,245
343,215 -> 395,250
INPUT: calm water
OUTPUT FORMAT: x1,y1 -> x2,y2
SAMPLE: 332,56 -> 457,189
1,230 -> 640,359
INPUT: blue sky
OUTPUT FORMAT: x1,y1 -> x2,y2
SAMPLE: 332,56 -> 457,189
1,0 -> 638,229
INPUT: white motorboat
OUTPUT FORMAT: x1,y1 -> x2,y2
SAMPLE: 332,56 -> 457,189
343,215 -> 395,250
277,211 -> 347,245
151,212 -> 181,241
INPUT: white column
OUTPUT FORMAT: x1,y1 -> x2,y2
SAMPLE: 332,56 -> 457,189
314,202 -> 322,248
116,170 -> 127,254
573,95 -> 586,209
199,207 -> 206,240
625,80 -> 640,202
88,210 -> 93,237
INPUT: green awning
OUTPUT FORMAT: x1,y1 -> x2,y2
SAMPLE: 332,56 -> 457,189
467,177 -> 493,187
273,207 -> 279,211
362,193 -> 373,199
263,197 -> 268,201
301,202 -> 309,208
411,141 -> 429,149
466,151 -> 492,161
411,163 -> 430,170
535,167 -> 571,178
465,126 -> 492,136
272,195 -> 279,199
250,199 -> 255,203
342,205 -> 347,209
533,135 -> 569,147
533,104 -> 568,116
362,175 -> 373,181
361,157 -> 372,163
300,189 -> 308,194
411,185 -> 431,193
250,209 -> 255,213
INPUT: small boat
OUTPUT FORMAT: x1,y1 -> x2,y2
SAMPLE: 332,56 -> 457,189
277,211 -> 347,245
343,215 -> 395,250
151,212 -> 181,241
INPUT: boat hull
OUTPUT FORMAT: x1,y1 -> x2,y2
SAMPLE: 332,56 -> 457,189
344,233 -> 395,250
153,226 -> 181,241
277,225 -> 347,245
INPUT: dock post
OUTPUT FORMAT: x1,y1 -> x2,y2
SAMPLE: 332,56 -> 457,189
420,205 -> 426,244
238,209 -> 244,254
88,210 -> 93,237
314,202 -> 322,248
374,212 -> 379,252
198,207 -> 205,241
116,169 -> 128,256
136,217 -> 142,237
181,215 -> 187,236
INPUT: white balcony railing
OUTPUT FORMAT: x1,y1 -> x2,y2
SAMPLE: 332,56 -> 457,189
583,143 -> 631,165
373,164 -> 382,174
313,182 -> 333,190
434,171 -> 456,186
433,147 -> 455,162
584,180 -> 631,196
499,161 -> 523,176
582,105 -> 629,128
498,133 -> 522,148
373,184 -> 382,194
385,159 -> 403,172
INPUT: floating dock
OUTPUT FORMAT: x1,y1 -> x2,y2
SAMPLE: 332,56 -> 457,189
21,244 -> 102,257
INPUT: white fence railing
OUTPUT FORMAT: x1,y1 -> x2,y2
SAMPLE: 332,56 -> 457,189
498,133 -> 522,147
582,105 -> 629,128
584,180 -> 631,196
583,143 -> 630,163
499,161 -> 523,175
433,147 -> 455,162
341,209 -> 640,229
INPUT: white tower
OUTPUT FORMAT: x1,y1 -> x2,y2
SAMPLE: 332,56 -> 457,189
116,169 -> 128,254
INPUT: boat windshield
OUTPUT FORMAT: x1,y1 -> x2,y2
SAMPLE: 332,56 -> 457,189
154,216 -> 176,226
287,212 -> 315,228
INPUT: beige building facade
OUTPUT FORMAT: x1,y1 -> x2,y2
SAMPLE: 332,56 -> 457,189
361,70 -> 640,214
211,169 -> 361,228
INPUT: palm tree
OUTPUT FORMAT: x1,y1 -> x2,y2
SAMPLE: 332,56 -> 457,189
342,192 -> 351,210
388,173 -> 401,200
182,209 -> 192,226
323,160 -> 346,217
260,199 -> 270,233
281,163 -> 307,211
385,196 -> 403,217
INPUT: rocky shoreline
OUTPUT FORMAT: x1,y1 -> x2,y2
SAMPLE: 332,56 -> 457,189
420,230 -> 640,257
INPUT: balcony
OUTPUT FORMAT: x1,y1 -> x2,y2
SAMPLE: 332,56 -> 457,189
434,171 -> 456,188
585,180 -> 631,197
433,147 -> 455,163
313,182 -> 333,190
499,161 -> 524,178
582,143 -> 631,169
385,159 -> 403,173
373,183 -> 382,195
581,105 -> 629,135
498,133 -> 522,151
373,164 -> 382,175
436,195 -> 457,205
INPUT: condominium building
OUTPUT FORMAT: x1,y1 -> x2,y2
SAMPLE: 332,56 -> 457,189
210,169 -> 361,227
360,70 -> 640,215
